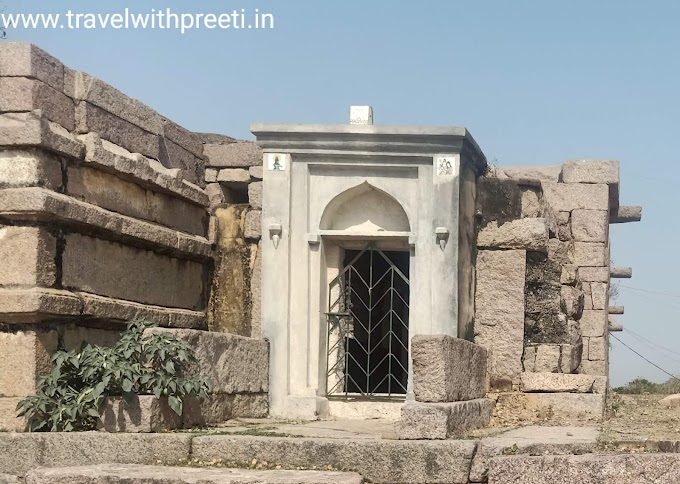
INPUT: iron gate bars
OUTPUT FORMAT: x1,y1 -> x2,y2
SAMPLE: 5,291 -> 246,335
326,243 -> 410,398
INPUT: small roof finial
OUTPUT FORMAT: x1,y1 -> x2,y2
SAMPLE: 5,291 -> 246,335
350,106 -> 373,125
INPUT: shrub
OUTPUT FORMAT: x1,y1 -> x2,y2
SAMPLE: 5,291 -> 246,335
16,320 -> 210,432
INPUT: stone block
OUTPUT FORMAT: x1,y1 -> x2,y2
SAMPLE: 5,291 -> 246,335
611,266 -> 633,278
542,182 -> 609,212
79,134 -> 209,207
411,335 -> 487,403
611,205 -> 642,223
0,111 -> 84,159
488,453 -> 680,483
520,372 -> 607,394
561,285 -> 584,320
474,250 -> 526,386
580,310 -> 607,337
76,102 -> 159,160
217,168 -> 250,184
0,474 -> 19,484
181,393 -> 268,428
579,267 -> 610,282
495,392 -> 605,420
0,329 -> 58,396
0,397 -> 26,431
0,43 -> 64,91
0,288 -> 83,324
98,395 -> 181,433
146,328 -> 269,394
72,72 -> 162,134
249,165 -> 263,180
205,168 -> 218,182
26,464 -> 365,484
581,359 -> 607,375
0,226 -> 56,286
244,210 -> 262,239
571,209 -> 609,243
0,432 -> 43,476
399,399 -> 494,440
250,241 -> 262,338
562,159 -> 619,185
520,187 -> 541,217
192,434 -> 477,484
494,165 -> 562,182
590,282 -> 608,310
161,119 -> 204,158
62,234 -> 205,310
206,183 -> 227,208
204,141 -> 262,167
248,181 -> 263,209
0,188 -> 212,260
477,218 -> 548,251
572,242 -> 608,267
587,336 -> 607,361
560,265 -> 578,285
582,283 -> 593,309
0,77 -> 75,131
534,344 -> 561,373
67,166 -> 208,236
522,346 -> 536,372
160,138 -> 206,188
0,149 -> 63,190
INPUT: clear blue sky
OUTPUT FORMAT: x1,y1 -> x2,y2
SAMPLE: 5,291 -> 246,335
5,0 -> 677,386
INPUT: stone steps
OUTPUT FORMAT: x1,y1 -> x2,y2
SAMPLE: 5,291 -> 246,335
24,464 -> 364,484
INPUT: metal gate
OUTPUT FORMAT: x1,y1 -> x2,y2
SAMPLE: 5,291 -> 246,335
326,243 -> 410,398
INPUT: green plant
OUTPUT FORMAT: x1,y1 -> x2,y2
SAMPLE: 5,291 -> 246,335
16,320 -> 210,432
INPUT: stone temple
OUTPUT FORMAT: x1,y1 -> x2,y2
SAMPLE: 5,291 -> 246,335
0,43 -> 651,483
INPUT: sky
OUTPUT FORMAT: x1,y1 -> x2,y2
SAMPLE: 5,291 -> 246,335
3,0 -> 678,386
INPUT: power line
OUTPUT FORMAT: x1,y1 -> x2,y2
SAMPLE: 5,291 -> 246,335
624,327 -> 680,360
610,333 -> 680,383
619,285 -> 680,299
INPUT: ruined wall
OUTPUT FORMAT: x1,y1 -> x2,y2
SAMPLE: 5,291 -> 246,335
0,43 -> 268,431
474,160 -> 639,418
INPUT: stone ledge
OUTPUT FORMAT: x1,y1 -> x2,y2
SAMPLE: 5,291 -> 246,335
0,288 -> 206,329
0,111 -> 84,160
80,134 -> 209,207
477,218 -> 548,251
398,399 -> 494,440
0,77 -> 75,131
0,43 -> 65,92
494,393 -> 605,421
520,372 -> 607,394
25,464 -> 365,484
192,435 -> 477,484
0,187 -> 212,260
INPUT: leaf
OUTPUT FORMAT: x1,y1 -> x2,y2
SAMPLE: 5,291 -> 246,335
86,408 -> 100,418
121,379 -> 133,393
167,395 -> 182,416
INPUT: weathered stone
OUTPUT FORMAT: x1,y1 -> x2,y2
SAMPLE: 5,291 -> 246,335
147,328 -> 268,394
520,372 -> 607,394
581,359 -> 607,376
399,399 -> 494,439
205,168 -> 218,182
562,159 -> 619,184
0,329 -> 58,396
568,319 -> 582,346
0,43 -> 64,91
0,288 -> 83,324
557,223 -> 572,242
0,432 -> 43,476
181,393 -> 268,428
249,165 -> 263,180
162,119 -> 203,158
488,453 -> 680,483
582,283 -> 593,309
98,396 -> 181,433
580,310 -> 607,337
609,306 -> 624,315
411,335 -> 487,403
611,266 -> 632,278
522,346 -> 536,372
494,165 -> 562,182
659,394 -> 680,408
0,188 -> 212,259
476,177 -> 523,226
62,234 -> 205,310
610,205 -> 642,223
62,324 -> 120,350
520,188 -> 541,217
73,72 -> 162,134
0,149 -> 63,190
0,111 -> 84,159
560,265 -> 578,285
192,435 -> 477,484
542,183 -> 609,212
474,250 -> 526,386
249,181 -> 263,209
250,241 -> 262,338
217,168 -> 250,184
204,141 -> 262,167
571,209 -> 609,243
0,77 -> 75,131
79,134 -> 209,207
205,183 -> 227,208
587,336 -> 607,361
590,282 -> 607,310
559,343 -> 582,373
244,210 -> 262,239
160,138 -> 206,188
26,464 -> 365,484
495,393 -> 605,420
477,218 -> 548,251
79,292 -> 207,330
76,102 -> 159,160
67,166 -> 208,236
560,285 -> 584,320
524,252 -> 568,345
534,344 -> 561,373
0,397 -> 26,432
572,242 -> 608,267
0,473 -> 19,484
579,267 -> 610,282
0,226 -> 56,286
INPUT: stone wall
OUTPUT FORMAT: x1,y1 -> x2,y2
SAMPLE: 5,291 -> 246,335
474,161 -> 640,418
0,43 -> 268,430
